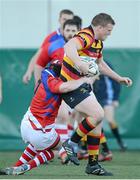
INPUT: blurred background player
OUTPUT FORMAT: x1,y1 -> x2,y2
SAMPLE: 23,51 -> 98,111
93,60 -> 127,151
22,9 -> 74,85
73,15 -> 82,30
0,73 -> 2,104
34,19 -> 80,83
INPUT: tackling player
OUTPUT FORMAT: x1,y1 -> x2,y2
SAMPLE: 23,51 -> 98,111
0,61 -> 97,175
33,19 -> 81,162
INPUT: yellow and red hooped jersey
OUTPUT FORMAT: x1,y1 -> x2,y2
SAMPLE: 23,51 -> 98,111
60,25 -> 103,82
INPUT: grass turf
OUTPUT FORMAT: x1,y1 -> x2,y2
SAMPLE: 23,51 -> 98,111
0,150 -> 140,179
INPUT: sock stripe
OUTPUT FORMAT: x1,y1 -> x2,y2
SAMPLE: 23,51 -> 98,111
28,144 -> 37,153
81,118 -> 95,132
29,159 -> 37,169
28,151 -> 50,170
87,135 -> 100,144
79,123 -> 89,134
43,150 -> 54,161
87,134 -> 100,157
34,157 -> 40,166
88,132 -> 101,137
40,152 -> 47,162
14,144 -> 37,167
48,150 -> 54,159
88,145 -> 99,150
26,147 -> 37,157
100,134 -> 106,144
22,153 -> 32,162
86,117 -> 96,129
24,150 -> 34,159
77,127 -> 86,137
19,157 -> 28,164
71,118 -> 96,143
88,149 -> 99,155
38,155 -> 44,164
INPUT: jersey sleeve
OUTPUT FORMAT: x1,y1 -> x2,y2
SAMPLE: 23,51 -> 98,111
40,31 -> 56,48
36,44 -> 50,67
47,76 -> 63,93
74,30 -> 94,49
50,48 -> 64,61
48,40 -> 65,61
97,40 -> 103,59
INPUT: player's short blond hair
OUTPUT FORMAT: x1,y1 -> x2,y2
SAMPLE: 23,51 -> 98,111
91,13 -> 115,27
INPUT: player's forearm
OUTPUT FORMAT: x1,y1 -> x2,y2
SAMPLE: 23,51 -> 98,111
59,78 -> 87,93
26,50 -> 41,74
99,60 -> 122,83
34,64 -> 44,85
64,39 -> 81,66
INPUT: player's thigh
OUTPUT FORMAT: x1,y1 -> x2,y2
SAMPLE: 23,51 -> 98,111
31,128 -> 59,151
21,120 -> 59,151
57,100 -> 70,123
75,93 -> 104,121
104,105 -> 115,123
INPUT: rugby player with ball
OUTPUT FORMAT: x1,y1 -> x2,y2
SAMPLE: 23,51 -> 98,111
60,13 -> 132,176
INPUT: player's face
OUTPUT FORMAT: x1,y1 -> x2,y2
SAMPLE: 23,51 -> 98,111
97,24 -> 114,41
59,14 -> 73,28
63,25 -> 78,42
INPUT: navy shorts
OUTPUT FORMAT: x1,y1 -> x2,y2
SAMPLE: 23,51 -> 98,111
61,83 -> 92,109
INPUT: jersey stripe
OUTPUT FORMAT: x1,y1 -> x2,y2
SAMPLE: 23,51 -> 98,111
60,26 -> 103,81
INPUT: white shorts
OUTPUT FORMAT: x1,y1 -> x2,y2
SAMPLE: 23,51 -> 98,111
20,111 -> 60,151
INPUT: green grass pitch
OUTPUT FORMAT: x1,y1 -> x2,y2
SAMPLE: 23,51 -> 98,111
0,151 -> 140,179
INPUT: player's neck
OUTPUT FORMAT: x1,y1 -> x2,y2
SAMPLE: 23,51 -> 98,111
59,27 -> 63,35
91,25 -> 99,40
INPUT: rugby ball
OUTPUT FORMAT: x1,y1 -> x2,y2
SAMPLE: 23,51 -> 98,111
80,56 -> 100,77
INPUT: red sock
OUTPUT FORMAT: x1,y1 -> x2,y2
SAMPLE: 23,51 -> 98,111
67,124 -> 74,137
15,144 -> 37,167
28,150 -> 54,169
55,124 -> 68,142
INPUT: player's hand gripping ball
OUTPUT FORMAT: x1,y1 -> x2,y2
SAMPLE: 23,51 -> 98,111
80,56 -> 100,77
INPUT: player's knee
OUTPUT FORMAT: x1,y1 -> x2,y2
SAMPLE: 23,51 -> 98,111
96,108 -> 104,123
